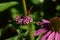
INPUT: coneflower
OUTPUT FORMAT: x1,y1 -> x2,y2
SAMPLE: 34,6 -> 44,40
34,17 -> 60,40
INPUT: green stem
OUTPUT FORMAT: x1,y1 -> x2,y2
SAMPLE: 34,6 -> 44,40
22,0 -> 27,15
28,23 -> 35,40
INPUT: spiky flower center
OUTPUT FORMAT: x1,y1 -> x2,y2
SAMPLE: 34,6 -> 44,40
49,17 -> 60,32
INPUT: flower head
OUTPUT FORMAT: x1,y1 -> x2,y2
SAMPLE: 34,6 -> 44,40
34,17 -> 60,40
15,16 -> 33,25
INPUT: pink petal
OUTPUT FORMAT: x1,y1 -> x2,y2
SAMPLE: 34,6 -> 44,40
47,32 -> 55,40
34,28 -> 48,36
36,28 -> 47,33
42,19 -> 49,23
55,32 -> 60,40
41,31 -> 52,40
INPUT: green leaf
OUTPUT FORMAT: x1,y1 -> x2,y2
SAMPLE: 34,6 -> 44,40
56,5 -> 60,11
31,0 -> 40,5
36,34 -> 42,40
0,1 -> 18,12
10,8 -> 20,19
6,35 -> 19,40
31,0 -> 44,5
0,28 -> 3,37
22,25 -> 28,30
22,23 -> 35,30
